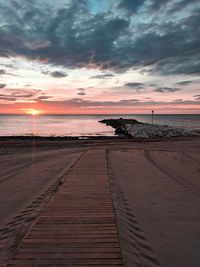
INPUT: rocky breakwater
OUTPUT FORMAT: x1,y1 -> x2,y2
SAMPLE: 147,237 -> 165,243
99,118 -> 143,136
99,118 -> 199,139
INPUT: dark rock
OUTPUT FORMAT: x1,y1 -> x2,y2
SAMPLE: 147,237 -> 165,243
99,118 -> 143,129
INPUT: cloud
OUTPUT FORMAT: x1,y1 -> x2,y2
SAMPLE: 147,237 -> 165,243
0,63 -> 15,69
149,0 -> 171,11
125,82 -> 144,90
174,99 -> 183,102
36,95 -> 52,100
118,0 -> 145,14
0,69 -> 14,76
39,98 -> 141,108
155,58 -> 200,76
0,95 -> 17,101
11,89 -> 40,97
90,73 -> 114,79
24,40 -> 51,50
0,69 -> 7,75
77,92 -> 86,95
0,88 -> 40,101
176,81 -> 194,86
194,94 -> 200,101
50,71 -> 68,78
0,83 -> 6,88
42,70 -> 68,78
37,98 -> 200,109
77,88 -> 86,96
168,0 -> 200,13
154,87 -> 181,93
119,99 -> 139,103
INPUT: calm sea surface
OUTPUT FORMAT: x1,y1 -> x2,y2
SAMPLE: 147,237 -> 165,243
0,114 -> 200,137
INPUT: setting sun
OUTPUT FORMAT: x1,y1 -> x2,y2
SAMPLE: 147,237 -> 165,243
26,109 -> 41,116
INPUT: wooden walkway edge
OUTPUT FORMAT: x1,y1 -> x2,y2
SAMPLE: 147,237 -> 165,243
7,149 -> 123,266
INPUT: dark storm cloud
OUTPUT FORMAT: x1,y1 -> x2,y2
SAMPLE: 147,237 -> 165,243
90,73 -> 114,79
149,0 -> 172,10
0,84 -> 6,88
130,10 -> 200,75
118,0 -> 145,14
154,57 -> 200,76
154,87 -> 181,93
0,0 -> 199,76
169,0 -> 200,13
149,0 -> 198,13
176,81 -> 194,86
0,1 -> 129,69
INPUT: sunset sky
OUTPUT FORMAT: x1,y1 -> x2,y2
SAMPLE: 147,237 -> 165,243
0,0 -> 200,114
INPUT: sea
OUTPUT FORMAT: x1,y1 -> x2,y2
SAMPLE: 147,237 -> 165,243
0,114 -> 200,137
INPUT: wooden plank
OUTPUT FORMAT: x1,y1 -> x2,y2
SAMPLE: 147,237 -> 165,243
16,247 -> 121,253
13,252 -> 121,259
19,242 -> 120,248
8,258 -> 123,264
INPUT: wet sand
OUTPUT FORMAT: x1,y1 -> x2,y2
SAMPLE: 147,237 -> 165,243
0,137 -> 200,266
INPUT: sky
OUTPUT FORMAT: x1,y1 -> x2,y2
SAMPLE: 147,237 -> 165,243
0,0 -> 200,114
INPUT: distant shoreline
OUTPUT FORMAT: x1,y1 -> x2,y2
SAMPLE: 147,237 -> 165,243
0,135 -> 124,141
0,135 -> 199,149
0,113 -> 200,115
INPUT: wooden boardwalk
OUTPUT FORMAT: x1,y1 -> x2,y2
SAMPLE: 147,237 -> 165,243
7,149 -> 123,266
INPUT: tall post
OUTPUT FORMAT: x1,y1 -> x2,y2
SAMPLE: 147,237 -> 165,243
152,110 -> 154,125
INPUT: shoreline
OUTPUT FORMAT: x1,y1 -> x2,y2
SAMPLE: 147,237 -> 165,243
1,134 -> 200,141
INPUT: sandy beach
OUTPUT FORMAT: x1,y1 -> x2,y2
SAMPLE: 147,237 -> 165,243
0,137 -> 200,266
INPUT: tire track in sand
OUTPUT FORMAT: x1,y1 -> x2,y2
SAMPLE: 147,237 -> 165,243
107,150 -> 160,267
0,150 -> 71,184
0,152 -> 83,265
144,149 -> 200,198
